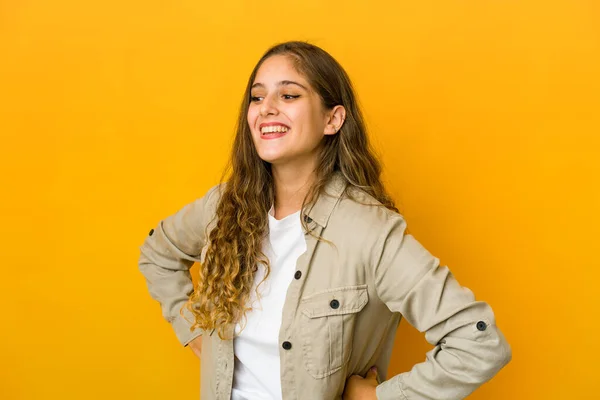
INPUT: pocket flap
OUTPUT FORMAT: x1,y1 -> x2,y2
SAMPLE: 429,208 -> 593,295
301,284 -> 368,318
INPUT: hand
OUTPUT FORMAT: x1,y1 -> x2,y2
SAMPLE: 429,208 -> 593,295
187,336 -> 202,358
342,366 -> 379,400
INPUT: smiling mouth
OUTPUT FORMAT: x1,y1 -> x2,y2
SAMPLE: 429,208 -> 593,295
261,130 -> 289,139
260,125 -> 290,135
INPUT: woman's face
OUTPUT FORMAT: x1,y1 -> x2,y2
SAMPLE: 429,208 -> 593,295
247,54 -> 335,168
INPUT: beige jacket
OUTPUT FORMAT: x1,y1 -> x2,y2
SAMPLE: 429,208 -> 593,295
138,172 -> 511,399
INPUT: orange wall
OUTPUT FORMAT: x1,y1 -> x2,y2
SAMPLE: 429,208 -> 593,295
1,1 -> 598,399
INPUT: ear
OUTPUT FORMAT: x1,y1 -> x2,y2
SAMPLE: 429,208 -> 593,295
323,105 -> 346,136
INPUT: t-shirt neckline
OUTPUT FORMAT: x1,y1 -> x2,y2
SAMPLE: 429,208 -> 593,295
268,204 -> 301,230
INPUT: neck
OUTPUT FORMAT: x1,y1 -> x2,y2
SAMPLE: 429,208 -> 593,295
271,163 -> 316,219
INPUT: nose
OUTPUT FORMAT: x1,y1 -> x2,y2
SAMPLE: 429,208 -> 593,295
259,94 -> 279,117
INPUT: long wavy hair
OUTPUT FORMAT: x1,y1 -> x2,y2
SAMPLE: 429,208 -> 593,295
184,41 -> 399,339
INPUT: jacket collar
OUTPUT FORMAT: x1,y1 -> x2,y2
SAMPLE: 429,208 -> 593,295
302,171 -> 348,229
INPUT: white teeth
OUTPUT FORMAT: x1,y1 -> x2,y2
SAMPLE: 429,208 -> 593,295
261,125 -> 289,134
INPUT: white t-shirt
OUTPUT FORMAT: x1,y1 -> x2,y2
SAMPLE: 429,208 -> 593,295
231,206 -> 307,400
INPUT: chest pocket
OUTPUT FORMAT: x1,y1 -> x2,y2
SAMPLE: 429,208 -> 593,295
299,284 -> 368,378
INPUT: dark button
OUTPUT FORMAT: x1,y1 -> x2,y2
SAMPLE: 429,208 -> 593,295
294,271 -> 302,280
476,321 -> 487,331
330,299 -> 340,309
282,341 -> 292,350
303,215 -> 312,223
149,229 -> 154,236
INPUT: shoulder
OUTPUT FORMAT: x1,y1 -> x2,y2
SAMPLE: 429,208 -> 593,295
335,185 -> 406,229
319,185 -> 410,269
326,186 -> 408,259
179,182 -> 225,227
201,182 -> 226,209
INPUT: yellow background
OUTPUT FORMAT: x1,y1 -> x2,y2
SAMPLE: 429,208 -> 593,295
1,0 -> 598,399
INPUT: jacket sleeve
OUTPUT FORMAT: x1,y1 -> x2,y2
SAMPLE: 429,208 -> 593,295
138,184 -> 220,347
372,214 -> 512,400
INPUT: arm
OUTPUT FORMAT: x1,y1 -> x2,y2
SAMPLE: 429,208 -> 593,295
138,184 -> 220,347
372,215 -> 512,400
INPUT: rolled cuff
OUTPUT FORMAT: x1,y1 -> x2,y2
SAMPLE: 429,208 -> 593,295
171,302 -> 203,347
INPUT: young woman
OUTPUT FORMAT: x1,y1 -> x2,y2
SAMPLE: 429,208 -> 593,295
138,41 -> 511,400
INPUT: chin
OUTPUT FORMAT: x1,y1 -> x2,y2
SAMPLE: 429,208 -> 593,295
256,149 -> 286,164
258,156 -> 283,165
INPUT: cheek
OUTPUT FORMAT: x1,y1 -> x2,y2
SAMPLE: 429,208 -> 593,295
296,103 -> 322,128
296,109 -> 324,138
247,107 -> 258,129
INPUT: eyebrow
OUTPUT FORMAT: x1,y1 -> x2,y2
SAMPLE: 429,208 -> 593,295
251,80 -> 308,91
